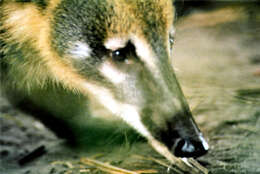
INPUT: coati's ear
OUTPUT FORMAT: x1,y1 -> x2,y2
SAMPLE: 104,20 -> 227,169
15,0 -> 48,8
34,0 -> 48,7
172,0 -> 184,18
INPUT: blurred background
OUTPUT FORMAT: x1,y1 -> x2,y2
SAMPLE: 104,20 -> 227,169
173,1 -> 260,173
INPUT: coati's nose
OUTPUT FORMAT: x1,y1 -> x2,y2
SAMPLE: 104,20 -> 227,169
173,135 -> 209,158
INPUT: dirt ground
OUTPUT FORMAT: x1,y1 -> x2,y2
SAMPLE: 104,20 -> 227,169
1,3 -> 260,174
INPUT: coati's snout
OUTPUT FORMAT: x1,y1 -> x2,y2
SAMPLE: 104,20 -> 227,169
161,114 -> 209,158
173,135 -> 209,158
145,111 -> 209,158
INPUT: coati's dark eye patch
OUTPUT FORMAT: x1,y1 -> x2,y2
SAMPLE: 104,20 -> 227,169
111,42 -> 136,62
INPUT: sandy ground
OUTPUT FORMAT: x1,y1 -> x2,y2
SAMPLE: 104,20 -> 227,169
1,4 -> 260,174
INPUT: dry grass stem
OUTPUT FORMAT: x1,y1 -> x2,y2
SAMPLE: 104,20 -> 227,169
133,155 -> 178,172
134,155 -> 208,174
81,157 -> 139,174
134,169 -> 158,174
79,169 -> 91,173
187,158 -> 209,174
51,161 -> 74,169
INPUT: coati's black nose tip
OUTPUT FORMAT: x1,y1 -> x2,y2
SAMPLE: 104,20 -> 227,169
174,136 -> 209,158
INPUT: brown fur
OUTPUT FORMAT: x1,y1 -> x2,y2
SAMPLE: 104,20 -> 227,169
1,0 -> 174,94
106,0 -> 174,41
1,1 -> 88,94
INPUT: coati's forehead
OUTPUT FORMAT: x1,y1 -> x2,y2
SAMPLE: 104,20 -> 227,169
106,0 -> 174,38
50,0 -> 174,58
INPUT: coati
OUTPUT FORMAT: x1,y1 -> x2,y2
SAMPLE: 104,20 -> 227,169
0,0 -> 208,162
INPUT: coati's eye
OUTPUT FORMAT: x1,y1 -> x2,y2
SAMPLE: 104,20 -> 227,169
169,35 -> 175,49
112,49 -> 126,62
169,28 -> 176,50
111,42 -> 136,62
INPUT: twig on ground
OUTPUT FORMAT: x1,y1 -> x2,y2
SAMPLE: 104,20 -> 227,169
18,145 -> 46,166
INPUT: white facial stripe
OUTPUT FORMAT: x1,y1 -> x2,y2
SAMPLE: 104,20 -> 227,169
149,137 -> 179,163
104,37 -> 128,51
69,42 -> 92,60
119,104 -> 152,138
149,138 -> 193,167
99,61 -> 127,84
131,35 -> 177,105
83,83 -> 119,114
131,36 -> 160,77
82,82 -> 151,138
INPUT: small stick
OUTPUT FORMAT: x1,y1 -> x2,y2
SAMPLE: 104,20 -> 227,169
18,145 -> 46,166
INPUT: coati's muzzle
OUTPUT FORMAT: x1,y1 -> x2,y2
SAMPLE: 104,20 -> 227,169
158,112 -> 209,158
99,37 -> 210,158
125,38 -> 209,158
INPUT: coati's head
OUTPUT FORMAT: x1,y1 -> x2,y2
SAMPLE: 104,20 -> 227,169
48,0 -> 209,158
